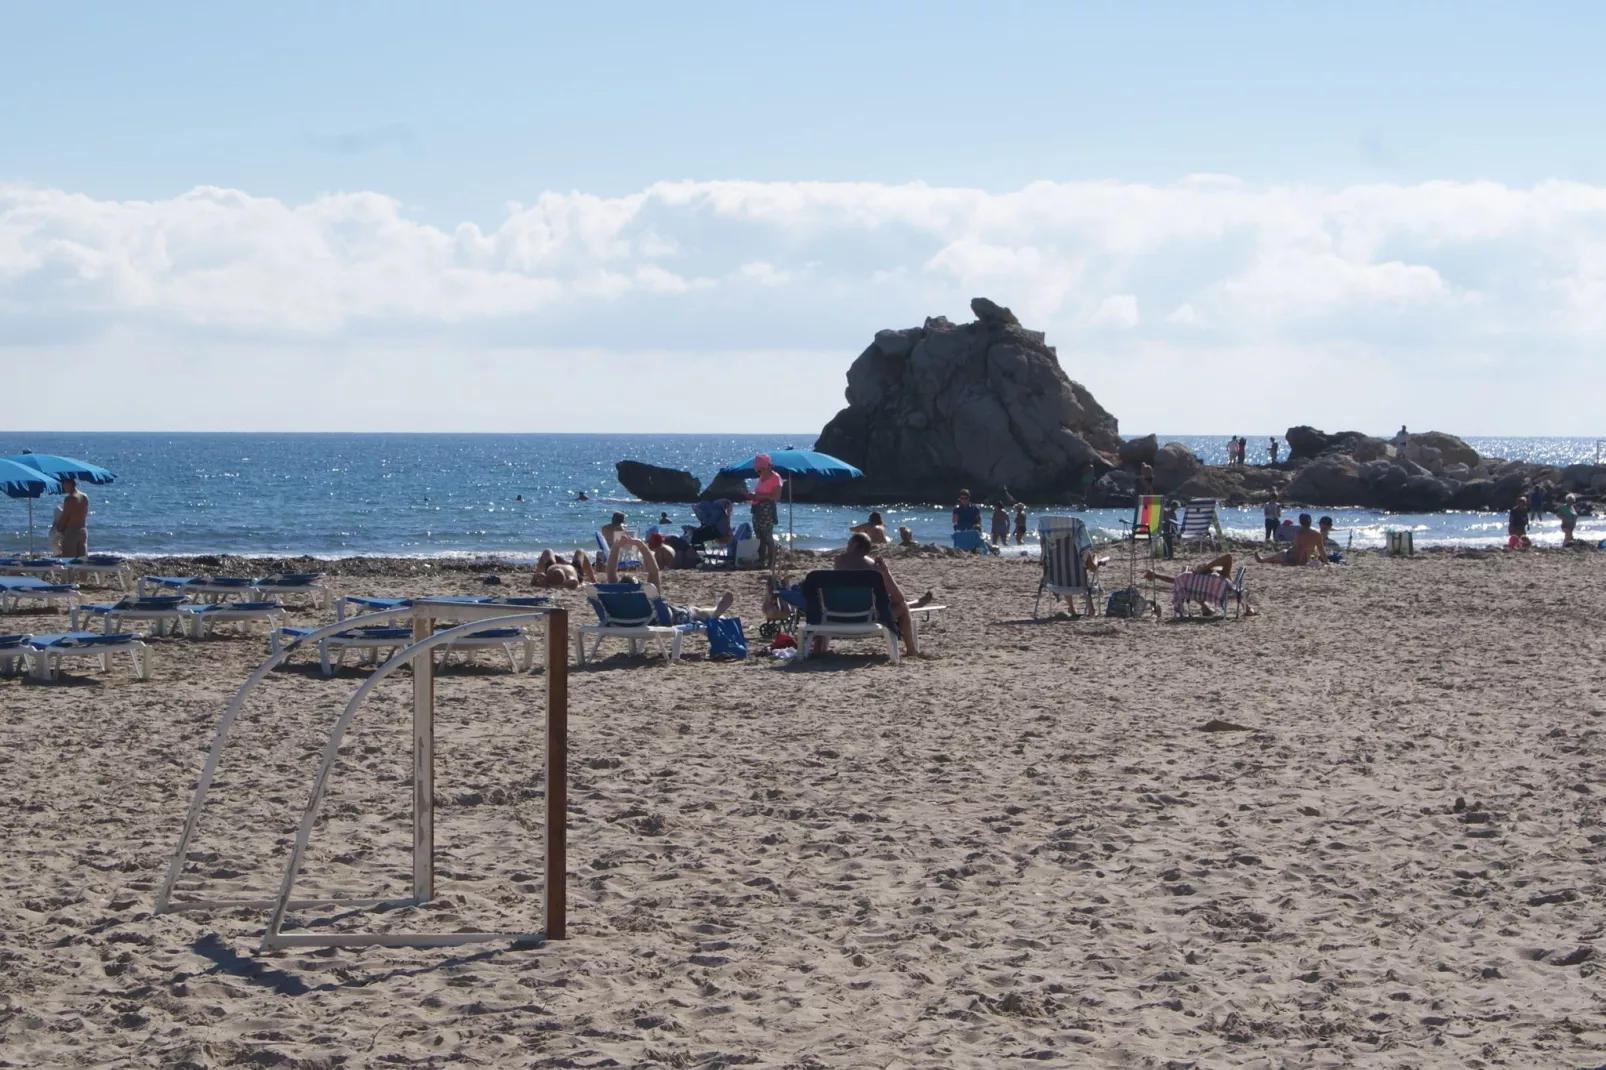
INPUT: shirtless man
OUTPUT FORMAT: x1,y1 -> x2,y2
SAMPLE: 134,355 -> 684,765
54,477 -> 90,558
850,511 -> 890,545
834,533 -> 919,656
601,512 -> 629,550
1256,514 -> 1328,566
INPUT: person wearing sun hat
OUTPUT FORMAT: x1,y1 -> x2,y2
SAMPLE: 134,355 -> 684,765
749,454 -> 784,569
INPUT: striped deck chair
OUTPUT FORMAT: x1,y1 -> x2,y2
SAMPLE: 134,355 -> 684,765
1169,567 -> 1249,620
1033,515 -> 1099,618
1179,499 -> 1225,551
1132,495 -> 1164,556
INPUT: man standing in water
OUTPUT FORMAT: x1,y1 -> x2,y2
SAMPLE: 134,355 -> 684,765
53,476 -> 90,558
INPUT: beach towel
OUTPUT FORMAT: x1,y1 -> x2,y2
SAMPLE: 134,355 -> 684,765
1172,572 -> 1232,615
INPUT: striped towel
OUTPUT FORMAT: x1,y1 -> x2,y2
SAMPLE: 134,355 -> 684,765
1173,572 -> 1232,614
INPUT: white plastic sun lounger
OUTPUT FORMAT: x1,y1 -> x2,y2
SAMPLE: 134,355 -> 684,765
137,575 -> 259,603
62,555 -> 132,590
180,600 -> 287,639
0,557 -> 69,580
0,576 -> 81,614
434,625 -> 540,672
251,573 -> 329,609
23,631 -> 151,682
71,595 -> 191,638
269,625 -> 415,676
0,633 -> 31,676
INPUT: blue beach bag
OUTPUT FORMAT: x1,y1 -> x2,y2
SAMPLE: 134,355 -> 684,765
705,617 -> 748,660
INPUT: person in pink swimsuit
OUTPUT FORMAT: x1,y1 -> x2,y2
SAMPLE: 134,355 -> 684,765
750,454 -> 784,568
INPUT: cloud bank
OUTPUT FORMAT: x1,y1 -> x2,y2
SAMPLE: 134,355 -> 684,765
3,177 -> 1604,433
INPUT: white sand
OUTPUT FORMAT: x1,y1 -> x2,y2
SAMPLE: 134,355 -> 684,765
1,546 -> 1603,1067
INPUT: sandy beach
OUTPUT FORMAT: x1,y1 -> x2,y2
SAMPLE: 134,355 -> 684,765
1,545 -> 1603,1068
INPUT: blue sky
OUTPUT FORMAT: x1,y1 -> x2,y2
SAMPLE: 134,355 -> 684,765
4,2 -> 1606,433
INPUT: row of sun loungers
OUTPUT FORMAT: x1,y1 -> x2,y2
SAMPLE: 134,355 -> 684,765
0,555 -> 133,590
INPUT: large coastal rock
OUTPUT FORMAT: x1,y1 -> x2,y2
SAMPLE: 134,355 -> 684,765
616,460 -> 700,503
812,299 -> 1122,503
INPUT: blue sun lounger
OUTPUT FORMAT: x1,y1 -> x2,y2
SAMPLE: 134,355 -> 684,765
22,631 -> 151,681
0,575 -> 81,613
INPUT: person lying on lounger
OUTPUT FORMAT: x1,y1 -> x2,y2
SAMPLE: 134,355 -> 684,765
605,537 -> 733,620
1256,515 -> 1328,566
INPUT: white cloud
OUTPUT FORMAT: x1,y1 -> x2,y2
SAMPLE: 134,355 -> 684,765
1090,294 -> 1140,329
3,176 -> 1606,432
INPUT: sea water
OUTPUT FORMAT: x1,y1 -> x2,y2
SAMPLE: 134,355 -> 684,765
2,432 -> 1601,558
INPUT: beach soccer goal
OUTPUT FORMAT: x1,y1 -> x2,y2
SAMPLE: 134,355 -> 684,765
155,601 -> 569,950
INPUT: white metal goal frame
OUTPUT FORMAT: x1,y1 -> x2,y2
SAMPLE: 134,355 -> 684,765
155,601 -> 569,950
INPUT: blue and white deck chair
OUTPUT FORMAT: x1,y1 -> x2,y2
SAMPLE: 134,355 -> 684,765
1179,499 -> 1225,551
23,631 -> 150,681
576,582 -> 692,664
1033,515 -> 1099,618
797,570 -> 902,662
0,575 -> 81,613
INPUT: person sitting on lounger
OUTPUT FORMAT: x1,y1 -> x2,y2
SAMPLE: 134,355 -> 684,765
1256,514 -> 1328,566
763,533 -> 919,656
851,511 -> 890,545
601,512 -> 629,550
605,537 -> 733,621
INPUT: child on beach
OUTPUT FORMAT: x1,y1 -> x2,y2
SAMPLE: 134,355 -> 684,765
1508,498 -> 1531,548
1558,494 -> 1579,546
1013,504 -> 1027,545
1262,493 -> 1282,542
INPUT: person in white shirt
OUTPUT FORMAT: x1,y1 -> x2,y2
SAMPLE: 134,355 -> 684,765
1262,493 -> 1282,542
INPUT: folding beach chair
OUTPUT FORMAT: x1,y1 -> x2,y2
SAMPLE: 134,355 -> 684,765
251,573 -> 329,610
1167,568 -> 1249,620
0,575 -> 81,614
23,631 -> 151,681
1033,515 -> 1100,618
1179,500 -> 1225,551
1132,495 -> 1164,552
797,570 -> 901,662
269,625 -> 415,676
687,501 -> 757,569
72,595 -> 191,637
575,583 -> 693,665
180,600 -> 287,639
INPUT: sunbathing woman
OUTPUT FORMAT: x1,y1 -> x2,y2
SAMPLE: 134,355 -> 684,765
531,549 -> 597,589
605,536 -> 733,619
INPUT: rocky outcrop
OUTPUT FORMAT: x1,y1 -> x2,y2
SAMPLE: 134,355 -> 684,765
1153,442 -> 1204,493
699,471 -> 750,503
616,460 -> 701,502
1119,434 -> 1158,467
812,298 -> 1122,503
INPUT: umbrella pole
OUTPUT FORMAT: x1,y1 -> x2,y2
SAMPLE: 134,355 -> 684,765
27,498 -> 34,557
786,481 -> 794,570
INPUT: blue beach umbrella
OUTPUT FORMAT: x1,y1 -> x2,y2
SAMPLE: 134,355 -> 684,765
4,452 -> 116,556
718,449 -> 864,558
0,459 -> 63,556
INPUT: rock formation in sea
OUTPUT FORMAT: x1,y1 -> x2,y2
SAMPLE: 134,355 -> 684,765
811,298 -> 1122,504
614,298 -> 1606,513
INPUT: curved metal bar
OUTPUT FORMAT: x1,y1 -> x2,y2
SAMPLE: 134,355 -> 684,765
154,609 -> 422,914
262,611 -> 554,949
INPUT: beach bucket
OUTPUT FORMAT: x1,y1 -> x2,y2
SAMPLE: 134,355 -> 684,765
1385,530 -> 1414,556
